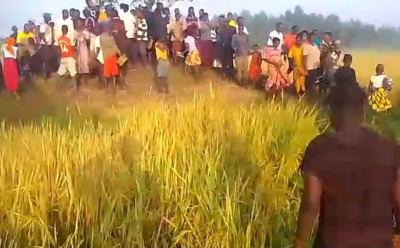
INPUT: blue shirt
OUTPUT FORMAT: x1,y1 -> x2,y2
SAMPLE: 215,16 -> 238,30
314,38 -> 321,46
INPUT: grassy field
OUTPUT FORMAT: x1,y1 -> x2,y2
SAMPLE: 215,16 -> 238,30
0,50 -> 399,247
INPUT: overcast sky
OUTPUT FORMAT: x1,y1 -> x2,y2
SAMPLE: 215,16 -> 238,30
0,0 -> 398,35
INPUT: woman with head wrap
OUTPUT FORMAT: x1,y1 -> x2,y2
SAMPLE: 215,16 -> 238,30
1,38 -> 19,96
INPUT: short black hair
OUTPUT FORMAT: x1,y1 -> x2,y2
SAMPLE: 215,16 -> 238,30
276,22 -> 282,28
327,83 -> 366,113
324,31 -> 332,36
272,37 -> 280,43
343,54 -> 353,63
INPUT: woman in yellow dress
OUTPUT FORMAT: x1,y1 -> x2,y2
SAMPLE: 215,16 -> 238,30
288,34 -> 306,95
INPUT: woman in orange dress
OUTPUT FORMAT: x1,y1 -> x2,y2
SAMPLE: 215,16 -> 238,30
248,44 -> 262,87
262,37 -> 288,91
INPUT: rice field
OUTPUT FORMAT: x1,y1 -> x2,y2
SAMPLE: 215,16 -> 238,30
0,50 -> 399,247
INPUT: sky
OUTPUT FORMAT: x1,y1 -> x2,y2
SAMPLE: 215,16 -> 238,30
0,0 -> 398,36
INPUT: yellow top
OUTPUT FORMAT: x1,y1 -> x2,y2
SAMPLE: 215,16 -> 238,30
155,43 -> 168,60
288,45 -> 304,69
98,12 -> 108,22
16,32 -> 35,44
229,20 -> 237,27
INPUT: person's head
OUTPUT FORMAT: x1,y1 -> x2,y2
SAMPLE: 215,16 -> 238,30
272,37 -> 280,48
175,13 -> 181,21
174,8 -> 180,15
102,22 -> 112,34
238,25 -> 244,34
237,16 -> 244,26
130,9 -> 136,16
61,25 -> 68,35
301,30 -> 308,42
93,24 -> 102,36
376,64 -> 385,75
137,10 -> 144,19
323,32 -> 332,43
253,44 -> 259,50
290,25 -> 299,34
203,13 -> 209,22
309,30 -> 317,42
69,8 -> 76,18
156,2 -> 164,13
83,8 -> 91,18
62,9 -> 69,19
121,3 -> 129,12
11,26 -> 18,33
74,9 -> 81,20
343,54 -> 353,67
43,13 -> 51,23
28,37 -> 36,45
188,6 -> 195,16
327,84 -> 366,130
227,12 -> 233,21
105,5 -> 114,15
276,22 -> 283,32
23,23 -> 30,33
6,37 -> 16,47
199,9 -> 204,17
162,8 -> 170,16
218,14 -> 225,24
109,9 -> 118,18
295,33 -> 303,46
49,22 -> 55,28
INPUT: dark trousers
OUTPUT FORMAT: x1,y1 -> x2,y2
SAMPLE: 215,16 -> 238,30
221,46 -> 234,79
306,68 -> 323,91
128,38 -> 139,63
137,40 -> 149,66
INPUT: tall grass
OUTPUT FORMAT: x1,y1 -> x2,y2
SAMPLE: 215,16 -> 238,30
0,96 -> 319,247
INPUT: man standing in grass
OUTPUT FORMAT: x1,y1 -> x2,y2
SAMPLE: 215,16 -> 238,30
295,83 -> 400,248
58,25 -> 78,91
231,25 -> 249,87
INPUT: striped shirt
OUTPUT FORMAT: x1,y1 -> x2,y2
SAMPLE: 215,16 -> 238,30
137,18 -> 148,41
319,41 -> 332,69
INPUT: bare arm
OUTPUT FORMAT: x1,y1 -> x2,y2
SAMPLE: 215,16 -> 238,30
295,172 -> 322,248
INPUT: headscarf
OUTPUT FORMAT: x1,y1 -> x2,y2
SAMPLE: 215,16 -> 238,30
5,37 -> 16,56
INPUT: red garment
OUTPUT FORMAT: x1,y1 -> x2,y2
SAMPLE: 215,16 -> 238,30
198,40 -> 214,67
248,51 -> 262,80
103,55 -> 119,77
3,58 -> 19,92
284,33 -> 296,50
58,35 -> 75,58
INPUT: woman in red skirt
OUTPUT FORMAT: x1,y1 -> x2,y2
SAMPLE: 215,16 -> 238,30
2,37 -> 19,97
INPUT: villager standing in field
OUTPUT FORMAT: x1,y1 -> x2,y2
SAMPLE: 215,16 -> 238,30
248,44 -> 262,87
75,19 -> 91,85
295,83 -> 400,248
231,25 -> 250,87
1,38 -> 19,96
135,10 -> 149,68
303,31 -> 321,91
198,13 -> 214,67
288,34 -> 306,95
58,25 -> 78,90
155,37 -> 170,94
263,37 -> 288,91
368,64 -> 393,112
169,12 -> 186,65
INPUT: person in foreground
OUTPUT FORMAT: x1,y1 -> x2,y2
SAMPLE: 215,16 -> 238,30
295,82 -> 400,248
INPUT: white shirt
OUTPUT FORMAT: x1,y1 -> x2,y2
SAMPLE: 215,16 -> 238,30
267,30 -> 284,49
371,75 -> 389,88
184,36 -> 197,52
95,36 -> 104,64
120,10 -> 137,39
39,23 -> 53,45
235,25 -> 249,35
54,17 -> 75,46
2,46 -> 18,59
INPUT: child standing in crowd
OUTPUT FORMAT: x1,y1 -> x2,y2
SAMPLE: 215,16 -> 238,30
1,38 -> 19,97
288,34 -> 306,95
368,64 -> 393,112
184,30 -> 201,80
58,25 -> 78,90
155,38 -> 170,94
334,54 -> 357,85
248,44 -> 262,88
96,23 -> 120,93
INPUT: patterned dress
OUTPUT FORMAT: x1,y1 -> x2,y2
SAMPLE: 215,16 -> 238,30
75,30 -> 90,74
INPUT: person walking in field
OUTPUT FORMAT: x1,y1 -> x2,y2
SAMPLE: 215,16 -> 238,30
288,34 -> 306,95
1,37 -> 20,97
295,82 -> 400,248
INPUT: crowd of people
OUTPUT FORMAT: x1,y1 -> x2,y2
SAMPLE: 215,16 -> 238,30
0,2 -> 394,111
